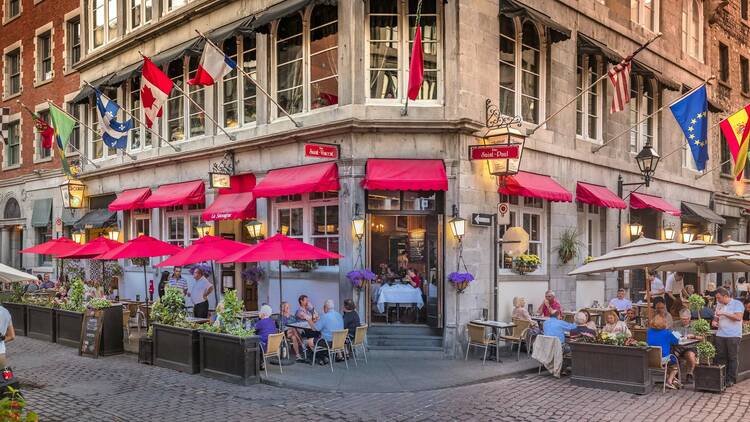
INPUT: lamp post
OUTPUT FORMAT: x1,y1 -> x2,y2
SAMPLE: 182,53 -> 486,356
627,222 -> 643,239
243,218 -> 263,241
72,229 -> 84,244
106,226 -> 120,241
195,221 -> 212,238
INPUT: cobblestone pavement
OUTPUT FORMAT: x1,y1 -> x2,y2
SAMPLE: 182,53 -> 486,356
7,337 -> 750,421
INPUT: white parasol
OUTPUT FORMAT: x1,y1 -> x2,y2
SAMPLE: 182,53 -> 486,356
0,263 -> 37,284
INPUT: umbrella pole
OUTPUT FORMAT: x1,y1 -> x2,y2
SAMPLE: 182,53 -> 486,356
278,261 -> 283,321
645,266 -> 652,325
143,264 -> 150,327
210,261 -> 219,310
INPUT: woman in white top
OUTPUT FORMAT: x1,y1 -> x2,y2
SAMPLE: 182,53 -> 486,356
511,296 -> 538,328
602,311 -> 632,337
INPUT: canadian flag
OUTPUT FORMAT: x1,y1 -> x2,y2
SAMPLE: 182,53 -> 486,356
188,42 -> 237,86
141,57 -> 174,128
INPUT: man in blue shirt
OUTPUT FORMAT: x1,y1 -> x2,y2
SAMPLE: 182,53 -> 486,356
543,310 -> 577,353
308,299 -> 344,343
712,287 -> 745,387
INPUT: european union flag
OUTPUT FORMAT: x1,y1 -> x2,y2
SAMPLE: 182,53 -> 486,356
669,85 -> 708,171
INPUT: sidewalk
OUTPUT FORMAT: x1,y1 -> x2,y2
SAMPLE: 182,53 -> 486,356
261,348 -> 539,393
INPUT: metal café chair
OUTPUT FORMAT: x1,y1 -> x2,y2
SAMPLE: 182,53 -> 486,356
465,323 -> 497,365
347,325 -> 369,366
312,329 -> 350,372
260,333 -> 285,377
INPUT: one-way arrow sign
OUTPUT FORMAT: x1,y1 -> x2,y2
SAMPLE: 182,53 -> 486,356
471,213 -> 493,227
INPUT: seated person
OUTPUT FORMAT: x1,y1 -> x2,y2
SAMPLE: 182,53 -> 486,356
647,314 -> 681,389
511,296 -> 539,329
608,288 -> 633,312
280,301 -> 304,362
653,297 -> 674,329
542,310 -> 577,353
537,290 -> 563,317
672,308 -> 699,382
307,299 -> 344,364
570,312 -> 597,339
602,310 -> 631,337
295,294 -> 320,350
690,301 -> 715,320
704,282 -> 718,299
685,284 -> 696,296
744,299 -> 750,322
580,310 -> 597,331
255,305 -> 278,353
406,269 -> 422,289
342,299 -> 360,339
623,308 -> 639,327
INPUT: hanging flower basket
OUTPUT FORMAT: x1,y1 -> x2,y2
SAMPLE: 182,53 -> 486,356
188,262 -> 212,276
284,260 -> 318,272
346,269 -> 377,290
513,254 -> 541,275
241,266 -> 266,286
448,272 -> 475,294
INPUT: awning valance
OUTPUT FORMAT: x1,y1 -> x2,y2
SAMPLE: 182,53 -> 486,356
254,162 -> 339,198
576,182 -> 626,209
73,209 -> 117,230
253,0 -> 337,34
61,208 -> 82,226
202,174 -> 257,221
71,74 -> 114,104
151,38 -> 205,67
31,199 -> 53,228
630,192 -> 681,216
500,0 -> 571,44
577,33 -> 622,64
209,16 -> 257,42
108,188 -> 152,212
499,171 -> 572,202
681,202 -> 726,225
361,159 -> 448,191
632,60 -> 680,91
142,180 -> 205,208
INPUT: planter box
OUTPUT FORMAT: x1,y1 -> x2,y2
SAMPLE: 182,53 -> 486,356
153,323 -> 201,374
25,305 -> 55,342
55,309 -> 84,348
570,342 -> 653,395
97,306 -> 124,356
737,334 -> 750,382
2,303 -> 26,336
694,364 -> 726,393
139,337 -> 153,365
199,331 -> 260,385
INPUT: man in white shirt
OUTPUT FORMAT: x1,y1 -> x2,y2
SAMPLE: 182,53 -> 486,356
712,287 -> 745,387
608,288 -> 633,312
0,305 -> 16,368
647,270 -> 665,297
664,272 -> 686,312
190,268 -> 214,319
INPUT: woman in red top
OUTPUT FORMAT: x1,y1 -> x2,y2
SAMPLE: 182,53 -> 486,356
406,269 -> 422,289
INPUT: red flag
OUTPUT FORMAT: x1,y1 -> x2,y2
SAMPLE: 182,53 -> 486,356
407,26 -> 424,101
608,59 -> 631,113
33,114 -> 55,149
141,57 -> 174,128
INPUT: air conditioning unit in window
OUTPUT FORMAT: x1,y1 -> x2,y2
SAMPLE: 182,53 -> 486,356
44,71 -> 53,80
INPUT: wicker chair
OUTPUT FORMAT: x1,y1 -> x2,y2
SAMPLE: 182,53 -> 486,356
500,319 -> 531,361
348,325 -> 368,366
465,323 -> 497,365
260,332 -> 285,377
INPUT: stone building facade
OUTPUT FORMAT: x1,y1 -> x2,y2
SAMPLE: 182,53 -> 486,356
2,0 -> 749,355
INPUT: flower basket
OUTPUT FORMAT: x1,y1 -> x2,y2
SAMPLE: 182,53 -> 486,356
513,254 -> 541,275
346,269 -> 377,290
284,260 -> 318,272
241,266 -> 265,286
448,272 -> 474,294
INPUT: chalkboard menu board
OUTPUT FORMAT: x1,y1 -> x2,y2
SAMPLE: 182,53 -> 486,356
79,308 -> 103,358
408,230 -> 425,262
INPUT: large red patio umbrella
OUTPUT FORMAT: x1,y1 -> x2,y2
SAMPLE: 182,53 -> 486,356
20,237 -> 79,255
57,237 -> 124,294
219,234 -> 341,315
95,235 -> 182,326
155,235 -> 251,305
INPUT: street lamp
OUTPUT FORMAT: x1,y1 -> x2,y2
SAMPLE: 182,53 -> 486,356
663,224 -> 675,241
627,222 -> 643,238
448,206 -> 466,241
702,231 -> 714,243
59,179 -> 86,208
72,229 -> 84,244
634,143 -> 660,187
244,219 -> 263,240
682,230 -> 694,243
352,204 -> 365,240
106,226 -> 120,241
279,225 -> 289,236
195,221 -> 212,238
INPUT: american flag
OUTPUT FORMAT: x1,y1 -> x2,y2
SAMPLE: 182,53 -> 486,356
608,59 -> 632,113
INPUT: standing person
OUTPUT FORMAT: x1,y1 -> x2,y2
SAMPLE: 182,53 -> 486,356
712,287 -> 745,387
168,267 -> 188,296
743,298 -> 750,322
536,290 -> 563,317
157,271 -> 169,299
736,277 -> 748,298
647,271 -> 665,297
189,268 -> 214,319
664,272 -> 686,313
0,304 -> 15,368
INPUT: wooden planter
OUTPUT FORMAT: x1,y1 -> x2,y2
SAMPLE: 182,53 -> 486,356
694,364 -> 726,393
139,336 -> 153,365
199,331 -> 260,385
55,309 -> 84,348
737,334 -> 750,382
96,306 -> 124,356
25,305 -> 55,342
153,323 -> 201,374
2,302 -> 26,336
570,342 -> 653,394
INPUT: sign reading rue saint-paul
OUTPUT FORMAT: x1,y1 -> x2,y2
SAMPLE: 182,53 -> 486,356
304,143 -> 339,159
468,144 -> 520,161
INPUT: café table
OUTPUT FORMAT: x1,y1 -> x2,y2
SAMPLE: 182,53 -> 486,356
376,284 -> 424,323
470,319 -> 516,363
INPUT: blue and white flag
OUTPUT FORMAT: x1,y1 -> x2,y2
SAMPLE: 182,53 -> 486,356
669,85 -> 709,171
95,89 -> 133,149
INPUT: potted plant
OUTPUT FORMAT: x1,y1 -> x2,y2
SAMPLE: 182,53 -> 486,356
346,269 -> 377,290
54,279 -> 86,348
447,272 -> 475,294
691,314 -> 726,392
24,294 -> 56,342
198,290 -> 259,385
513,254 -> 541,275
2,282 -> 27,336
583,255 -> 595,265
152,286 -> 202,374
555,227 -> 582,265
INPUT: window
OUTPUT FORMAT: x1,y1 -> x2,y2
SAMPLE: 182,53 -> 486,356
681,0 -> 703,61
67,17 -> 81,67
220,34 -> 258,128
128,76 -> 153,151
37,31 -> 53,82
309,4 -> 339,108
272,192 -> 339,268
497,194 -> 546,273
629,75 -> 657,153
719,43 -> 729,83
743,1 -> 749,20
129,0 -> 153,30
742,57 -> 750,94
276,13 -> 304,115
720,132 -> 750,177
90,88 -> 118,160
36,224 -> 53,266
163,204 -> 204,247
367,0 -> 438,102
91,0 -> 118,50
576,54 -> 602,141
166,58 -> 206,142
499,16 -> 543,123
5,48 -> 21,96
131,209 -> 150,238
187,56 -> 205,138
164,0 -> 188,14
577,203 -> 601,258
6,0 -> 20,20
36,109 -> 52,160
631,0 -> 659,32
5,120 -> 19,167
67,103 -> 81,153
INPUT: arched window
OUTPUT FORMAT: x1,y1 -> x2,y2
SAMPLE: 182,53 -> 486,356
498,17 -> 544,124
3,198 -> 20,219
309,4 -> 338,108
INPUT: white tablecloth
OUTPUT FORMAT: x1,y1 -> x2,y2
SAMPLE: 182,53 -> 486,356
376,284 -> 424,313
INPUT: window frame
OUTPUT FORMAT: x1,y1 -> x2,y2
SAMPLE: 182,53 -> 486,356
719,42 -> 730,83
4,46 -> 22,97
36,30 -> 53,84
681,0 -> 704,62
89,0 -> 119,52
66,16 -> 82,70
628,75 -> 658,154
126,76 -> 154,152
742,56 -> 750,95
162,204 -> 205,247
576,53 -> 604,143
88,88 -> 119,161
128,0 -> 153,31
164,57 -> 208,144
4,118 -> 20,168
162,0 -> 190,15
66,102 -> 82,155
5,0 -> 21,22
577,202 -> 601,259
364,0 -> 441,104
497,194 -> 547,275
34,107 -> 53,161
219,35 -> 258,129
631,0 -> 660,33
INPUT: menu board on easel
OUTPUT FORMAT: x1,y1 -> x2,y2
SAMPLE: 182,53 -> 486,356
79,308 -> 103,358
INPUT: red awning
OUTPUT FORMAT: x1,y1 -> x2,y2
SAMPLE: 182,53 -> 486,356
498,171 -> 572,202
576,182 -> 626,209
629,192 -> 682,216
142,180 -> 205,208
202,174 -> 257,221
108,188 -> 152,211
253,162 -> 339,198
361,159 -> 448,191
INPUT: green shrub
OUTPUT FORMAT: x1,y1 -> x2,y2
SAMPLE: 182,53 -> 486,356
61,279 -> 86,312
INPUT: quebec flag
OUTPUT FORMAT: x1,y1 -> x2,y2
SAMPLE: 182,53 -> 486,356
95,89 -> 134,149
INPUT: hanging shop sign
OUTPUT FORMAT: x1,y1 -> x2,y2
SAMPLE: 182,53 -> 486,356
468,144 -> 520,161
60,179 -> 86,209
304,142 -> 339,159
209,172 -> 231,189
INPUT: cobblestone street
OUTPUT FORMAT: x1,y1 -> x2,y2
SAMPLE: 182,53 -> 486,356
7,337 -> 750,421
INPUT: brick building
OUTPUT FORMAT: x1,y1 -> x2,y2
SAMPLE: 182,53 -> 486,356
0,0 -> 82,271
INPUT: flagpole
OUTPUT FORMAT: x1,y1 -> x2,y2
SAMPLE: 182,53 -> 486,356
400,0 -> 423,117
695,158 -> 732,179
592,77 -> 715,154
83,80 -> 180,153
138,51 -> 236,142
18,100 -> 101,169
528,32 -> 663,136
45,99 -> 137,161
193,29 -> 302,128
